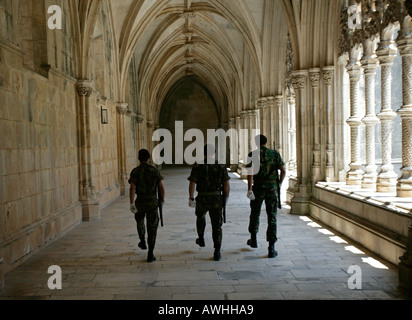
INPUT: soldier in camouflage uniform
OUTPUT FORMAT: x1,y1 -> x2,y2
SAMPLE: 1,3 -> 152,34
246,135 -> 286,258
129,149 -> 165,263
188,145 -> 231,261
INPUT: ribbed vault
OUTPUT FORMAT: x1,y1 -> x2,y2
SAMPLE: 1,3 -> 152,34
114,0 -> 290,128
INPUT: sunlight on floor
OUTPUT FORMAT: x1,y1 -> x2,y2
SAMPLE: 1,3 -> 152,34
362,257 -> 389,270
299,216 -> 390,270
345,245 -> 365,255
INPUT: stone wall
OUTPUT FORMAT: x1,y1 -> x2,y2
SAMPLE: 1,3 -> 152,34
0,40 -> 82,273
0,0 -> 122,278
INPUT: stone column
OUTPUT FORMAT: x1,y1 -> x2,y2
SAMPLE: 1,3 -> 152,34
228,118 -> 238,170
376,32 -> 398,192
346,44 -> 364,186
135,113 -> 145,152
397,17 -> 412,198
288,93 -> 297,172
116,103 -> 128,196
323,67 -> 335,182
76,80 -> 100,221
236,114 -> 243,164
309,68 -> 321,182
361,37 -> 380,190
248,109 -> 260,150
268,96 -> 277,150
147,121 -> 154,153
291,70 -> 311,215
275,96 -> 284,154
239,111 -> 248,164
257,98 -> 268,138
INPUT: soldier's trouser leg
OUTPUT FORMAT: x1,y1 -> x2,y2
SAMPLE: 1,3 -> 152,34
264,190 -> 278,244
146,208 -> 159,250
195,210 -> 207,239
135,211 -> 146,241
209,208 -> 223,249
249,197 -> 264,235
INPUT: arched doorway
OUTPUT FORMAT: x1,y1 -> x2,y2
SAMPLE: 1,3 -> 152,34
158,77 -> 221,166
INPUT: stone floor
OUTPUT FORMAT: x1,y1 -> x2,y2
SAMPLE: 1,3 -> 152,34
0,168 -> 410,301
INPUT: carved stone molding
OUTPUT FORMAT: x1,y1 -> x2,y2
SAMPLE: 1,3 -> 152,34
339,0 -> 407,55
257,98 -> 267,109
323,67 -> 335,86
135,113 -> 145,124
180,10 -> 196,20
116,103 -> 128,115
291,74 -> 306,90
309,69 -> 321,87
76,80 -> 94,97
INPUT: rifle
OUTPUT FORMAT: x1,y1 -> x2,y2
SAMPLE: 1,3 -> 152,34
276,175 -> 282,210
222,189 -> 227,224
158,187 -> 164,227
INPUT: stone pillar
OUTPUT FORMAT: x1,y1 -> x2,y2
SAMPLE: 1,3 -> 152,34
323,67 -> 335,182
399,225 -> 412,293
288,93 -> 297,172
268,96 -> 276,150
275,96 -> 283,154
397,16 -> 412,198
229,118 -> 238,170
76,80 -> 100,221
346,45 -> 364,186
248,109 -> 260,150
309,68 -> 321,183
257,98 -> 268,138
361,36 -> 380,190
377,31 -> 398,192
240,111 -> 248,164
135,113 -> 145,152
291,70 -> 311,215
236,114 -> 243,164
117,103 -> 128,196
147,121 -> 154,153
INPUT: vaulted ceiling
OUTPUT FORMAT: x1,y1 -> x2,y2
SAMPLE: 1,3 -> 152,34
72,0 -> 344,123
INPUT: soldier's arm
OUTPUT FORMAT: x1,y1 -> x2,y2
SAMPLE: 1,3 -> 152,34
224,180 -> 230,198
129,182 -> 136,204
158,180 -> 165,203
247,175 -> 253,191
279,165 -> 286,185
189,181 -> 196,200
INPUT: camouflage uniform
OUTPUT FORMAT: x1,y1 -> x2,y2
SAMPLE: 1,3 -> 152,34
128,163 -> 163,250
188,162 -> 230,249
247,147 -> 285,244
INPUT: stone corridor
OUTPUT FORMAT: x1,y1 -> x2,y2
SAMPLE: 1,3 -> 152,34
0,168 -> 409,301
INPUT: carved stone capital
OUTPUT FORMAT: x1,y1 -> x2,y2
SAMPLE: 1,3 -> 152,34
309,69 -> 321,88
291,73 -> 307,90
322,67 -> 335,86
266,96 -> 276,109
257,98 -> 268,109
76,80 -> 94,97
117,103 -> 128,115
135,113 -> 145,124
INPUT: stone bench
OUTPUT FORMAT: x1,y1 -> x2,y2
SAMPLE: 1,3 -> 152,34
399,225 -> 412,294
0,257 -> 4,290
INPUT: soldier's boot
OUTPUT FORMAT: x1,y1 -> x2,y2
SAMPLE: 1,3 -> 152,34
138,238 -> 147,250
196,237 -> 205,247
247,233 -> 258,248
268,241 -> 278,259
214,246 -> 221,261
147,247 -> 156,263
